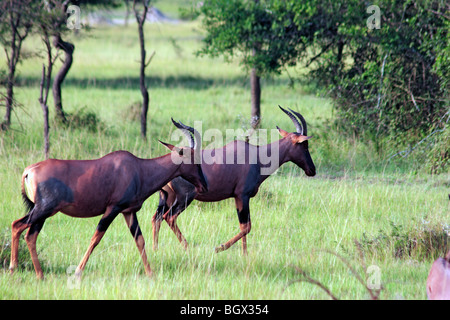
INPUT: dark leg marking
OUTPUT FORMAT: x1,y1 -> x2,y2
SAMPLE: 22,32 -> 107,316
152,189 -> 168,250
123,212 -> 152,277
215,196 -> 251,255
75,205 -> 122,277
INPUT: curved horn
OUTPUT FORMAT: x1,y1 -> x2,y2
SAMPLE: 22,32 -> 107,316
288,108 -> 308,136
171,118 -> 195,148
179,120 -> 201,151
171,118 -> 201,150
278,105 -> 303,135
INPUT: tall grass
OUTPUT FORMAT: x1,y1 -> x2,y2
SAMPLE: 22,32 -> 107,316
0,17 -> 449,300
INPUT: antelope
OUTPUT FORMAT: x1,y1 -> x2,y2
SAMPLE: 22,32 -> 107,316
9,119 -> 207,279
152,106 -> 316,254
426,251 -> 450,299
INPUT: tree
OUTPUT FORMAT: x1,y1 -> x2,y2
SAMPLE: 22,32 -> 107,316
52,17 -> 74,124
198,0 -> 449,172
38,64 -> 50,159
133,0 -> 154,140
197,0 -> 310,128
40,0 -> 120,125
0,0 -> 120,130
32,0 -> 74,124
46,0 -> 113,124
37,4 -> 61,159
0,0 -> 35,129
300,0 -> 449,171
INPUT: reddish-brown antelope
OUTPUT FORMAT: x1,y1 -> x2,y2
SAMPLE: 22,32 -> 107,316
9,119 -> 207,279
152,106 -> 316,254
426,251 -> 450,299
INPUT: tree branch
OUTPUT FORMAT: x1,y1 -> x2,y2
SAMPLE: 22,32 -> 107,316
426,9 -> 450,21
286,266 -> 339,300
145,50 -> 155,67
38,64 -> 45,105
306,42 -> 333,67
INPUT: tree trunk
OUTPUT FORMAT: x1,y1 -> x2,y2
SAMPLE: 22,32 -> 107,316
52,34 -> 74,124
3,71 -> 14,129
137,22 -> 150,140
134,0 -> 150,140
3,20 -> 17,129
0,1 -> 33,130
250,16 -> 261,130
39,29 -> 54,159
125,0 -> 130,26
39,65 -> 50,159
250,68 -> 261,129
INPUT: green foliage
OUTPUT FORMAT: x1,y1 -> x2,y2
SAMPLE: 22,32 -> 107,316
424,124 -> 450,174
294,0 -> 450,172
65,107 -> 106,133
0,20 -> 449,300
197,0 -> 311,76
196,0 -> 449,172
0,228 -> 37,271
305,0 -> 449,172
359,219 -> 450,261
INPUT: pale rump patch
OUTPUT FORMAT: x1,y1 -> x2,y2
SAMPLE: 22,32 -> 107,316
23,166 -> 38,203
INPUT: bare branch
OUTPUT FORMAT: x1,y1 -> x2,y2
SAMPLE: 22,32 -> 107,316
38,64 -> 45,104
426,9 -> 450,21
306,42 -> 333,67
376,53 -> 388,109
285,266 -> 339,300
145,50 -> 156,67
39,64 -> 50,159
410,90 -> 419,111
3,46 -> 10,64
387,108 -> 450,161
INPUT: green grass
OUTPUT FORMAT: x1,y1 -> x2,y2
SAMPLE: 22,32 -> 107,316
0,14 -> 449,300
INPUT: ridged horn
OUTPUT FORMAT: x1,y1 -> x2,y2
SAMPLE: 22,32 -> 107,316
288,108 -> 307,136
171,118 -> 200,150
278,105 -> 304,135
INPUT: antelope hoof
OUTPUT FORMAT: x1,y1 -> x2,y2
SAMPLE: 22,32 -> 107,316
9,266 -> 15,275
215,244 -> 225,253
74,268 -> 83,280
144,270 -> 153,279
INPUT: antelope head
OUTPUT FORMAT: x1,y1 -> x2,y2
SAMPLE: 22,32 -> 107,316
160,118 -> 208,193
277,106 -> 316,177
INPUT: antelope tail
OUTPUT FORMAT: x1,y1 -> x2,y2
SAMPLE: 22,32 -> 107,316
21,173 -> 35,213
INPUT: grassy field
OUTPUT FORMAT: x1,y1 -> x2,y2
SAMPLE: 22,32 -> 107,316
0,9 -> 449,300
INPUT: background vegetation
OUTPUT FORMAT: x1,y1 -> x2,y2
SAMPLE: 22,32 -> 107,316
0,0 -> 448,300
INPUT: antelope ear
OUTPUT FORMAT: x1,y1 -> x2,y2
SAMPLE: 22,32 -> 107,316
159,140 -> 175,150
277,126 -> 289,138
293,135 -> 312,144
159,140 -> 183,155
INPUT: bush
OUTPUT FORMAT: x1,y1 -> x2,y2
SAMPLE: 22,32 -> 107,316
425,125 -> 450,174
303,0 -> 449,172
359,220 -> 450,260
65,107 -> 105,133
0,228 -> 34,271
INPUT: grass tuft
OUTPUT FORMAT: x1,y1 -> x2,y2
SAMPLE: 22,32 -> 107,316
359,220 -> 450,260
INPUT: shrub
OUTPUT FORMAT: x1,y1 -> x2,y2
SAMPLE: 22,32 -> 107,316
303,0 -> 449,172
359,220 -> 450,260
65,107 -> 105,133
0,228 -> 34,271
